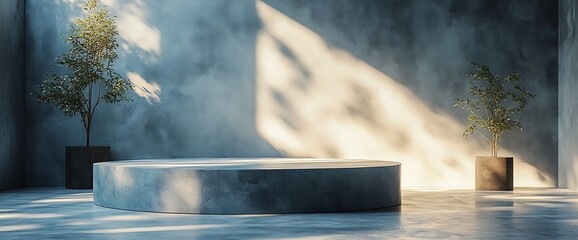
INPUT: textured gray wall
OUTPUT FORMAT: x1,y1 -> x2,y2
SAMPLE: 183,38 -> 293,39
25,0 -> 279,186
0,0 -> 25,190
257,0 -> 558,186
24,0 -> 558,187
559,0 -> 578,190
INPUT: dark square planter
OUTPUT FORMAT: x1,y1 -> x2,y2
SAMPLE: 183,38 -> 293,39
66,146 -> 110,189
475,156 -> 513,191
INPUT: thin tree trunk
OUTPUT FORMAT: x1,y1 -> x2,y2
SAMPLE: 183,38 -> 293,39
491,132 -> 498,157
86,118 -> 91,146
86,83 -> 93,147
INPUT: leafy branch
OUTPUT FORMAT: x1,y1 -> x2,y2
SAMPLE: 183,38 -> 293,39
32,0 -> 132,146
454,62 -> 534,157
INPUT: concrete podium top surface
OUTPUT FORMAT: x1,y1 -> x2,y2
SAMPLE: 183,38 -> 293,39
94,158 -> 400,170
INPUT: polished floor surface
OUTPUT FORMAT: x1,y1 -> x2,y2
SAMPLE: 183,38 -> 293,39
1,187 -> 577,239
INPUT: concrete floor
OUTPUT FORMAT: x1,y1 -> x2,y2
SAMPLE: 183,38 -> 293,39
1,188 -> 577,239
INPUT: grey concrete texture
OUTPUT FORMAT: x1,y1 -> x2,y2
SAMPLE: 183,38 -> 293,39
258,0 -> 558,184
559,0 -> 578,190
24,0 -> 558,187
93,159 -> 401,214
0,0 -> 25,190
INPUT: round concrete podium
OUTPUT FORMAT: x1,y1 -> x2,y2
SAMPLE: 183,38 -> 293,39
93,158 -> 400,214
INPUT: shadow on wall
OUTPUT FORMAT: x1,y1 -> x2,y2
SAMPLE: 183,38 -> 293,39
25,0 -> 554,187
0,0 -> 25,190
97,0 -> 281,159
100,0 -> 162,104
255,1 -> 553,187
24,0 -> 281,187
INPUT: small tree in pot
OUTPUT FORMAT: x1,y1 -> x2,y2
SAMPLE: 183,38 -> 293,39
32,0 -> 132,189
454,62 -> 534,191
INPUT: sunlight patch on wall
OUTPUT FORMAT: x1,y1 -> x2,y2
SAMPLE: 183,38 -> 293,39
63,0 -> 83,9
127,72 -> 161,104
255,1 -> 552,187
104,0 -> 160,63
63,0 -> 161,61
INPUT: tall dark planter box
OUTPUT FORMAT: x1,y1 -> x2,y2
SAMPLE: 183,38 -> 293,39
66,146 -> 110,189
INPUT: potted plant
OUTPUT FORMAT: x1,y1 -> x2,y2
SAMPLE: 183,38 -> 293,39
454,62 -> 534,191
32,0 -> 132,189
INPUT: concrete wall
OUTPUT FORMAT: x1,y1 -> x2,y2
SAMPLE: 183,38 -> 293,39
559,0 -> 578,190
24,0 -> 558,187
24,0 -> 279,186
0,0 -> 25,190
257,0 -> 558,186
